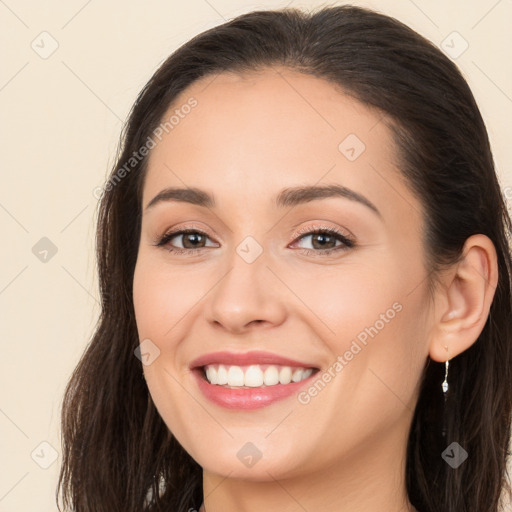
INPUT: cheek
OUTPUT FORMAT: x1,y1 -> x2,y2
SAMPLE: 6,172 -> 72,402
287,260 -> 405,348
295,259 -> 429,406
293,287 -> 427,462
133,258 -> 202,340
132,258 -> 203,441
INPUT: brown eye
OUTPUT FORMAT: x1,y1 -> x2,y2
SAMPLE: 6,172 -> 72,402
155,228 -> 219,254
300,232 -> 339,250
173,231 -> 207,249
290,227 -> 355,256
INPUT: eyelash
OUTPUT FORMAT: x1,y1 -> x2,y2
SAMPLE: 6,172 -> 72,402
154,225 -> 355,257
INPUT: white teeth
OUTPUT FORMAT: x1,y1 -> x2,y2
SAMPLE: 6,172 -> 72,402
291,368 -> 304,382
263,366 -> 280,386
227,366 -> 244,386
302,368 -> 313,379
245,365 -> 264,387
217,365 -> 228,385
205,366 -> 217,385
203,364 -> 315,387
279,366 -> 292,385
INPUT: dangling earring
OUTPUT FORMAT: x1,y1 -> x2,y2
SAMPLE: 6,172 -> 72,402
442,359 -> 449,395
441,345 -> 450,438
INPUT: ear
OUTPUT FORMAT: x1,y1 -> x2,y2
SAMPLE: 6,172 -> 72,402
428,234 -> 499,362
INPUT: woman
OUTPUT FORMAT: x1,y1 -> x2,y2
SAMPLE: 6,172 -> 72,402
57,5 -> 512,512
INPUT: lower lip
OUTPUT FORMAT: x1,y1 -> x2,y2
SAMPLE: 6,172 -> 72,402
192,368 -> 317,410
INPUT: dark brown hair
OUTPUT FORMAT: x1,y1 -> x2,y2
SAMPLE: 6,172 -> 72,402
57,5 -> 512,511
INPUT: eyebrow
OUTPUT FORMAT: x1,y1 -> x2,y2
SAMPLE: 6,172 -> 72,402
145,184 -> 381,217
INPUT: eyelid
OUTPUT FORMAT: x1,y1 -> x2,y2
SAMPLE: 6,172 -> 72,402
152,223 -> 219,247
290,223 -> 355,242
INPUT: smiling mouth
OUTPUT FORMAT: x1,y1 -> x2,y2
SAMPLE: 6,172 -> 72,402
198,363 -> 320,388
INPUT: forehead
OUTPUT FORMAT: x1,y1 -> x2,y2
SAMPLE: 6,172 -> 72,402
142,66 -> 419,223
159,66 -> 390,158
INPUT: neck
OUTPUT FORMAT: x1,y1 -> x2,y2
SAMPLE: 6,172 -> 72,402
200,418 -> 415,512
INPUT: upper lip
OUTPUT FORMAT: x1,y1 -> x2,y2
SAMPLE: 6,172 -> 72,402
189,350 -> 319,369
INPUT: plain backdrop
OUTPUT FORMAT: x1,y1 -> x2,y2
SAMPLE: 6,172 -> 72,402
1,0 -> 511,510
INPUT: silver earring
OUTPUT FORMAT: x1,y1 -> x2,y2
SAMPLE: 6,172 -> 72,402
441,346 -> 450,439
441,360 -> 450,439
442,344 -> 450,396
442,359 -> 449,395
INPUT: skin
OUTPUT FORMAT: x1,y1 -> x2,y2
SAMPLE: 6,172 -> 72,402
132,66 -> 498,512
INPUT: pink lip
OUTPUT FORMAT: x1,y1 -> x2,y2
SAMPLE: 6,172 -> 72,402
189,350 -> 318,370
189,350 -> 319,410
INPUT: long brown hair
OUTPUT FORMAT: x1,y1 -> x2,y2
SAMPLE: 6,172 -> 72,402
57,5 -> 512,511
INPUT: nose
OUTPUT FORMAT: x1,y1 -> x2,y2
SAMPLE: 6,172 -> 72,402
203,242 -> 287,334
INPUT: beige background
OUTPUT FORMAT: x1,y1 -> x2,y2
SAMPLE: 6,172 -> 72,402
1,0 -> 511,510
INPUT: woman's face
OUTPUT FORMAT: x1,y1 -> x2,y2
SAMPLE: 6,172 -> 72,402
133,67 -> 432,480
